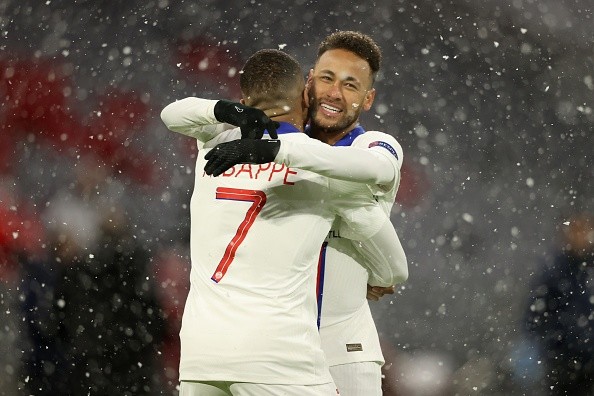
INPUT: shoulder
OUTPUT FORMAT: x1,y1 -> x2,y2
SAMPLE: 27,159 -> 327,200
353,130 -> 403,167
353,130 -> 401,148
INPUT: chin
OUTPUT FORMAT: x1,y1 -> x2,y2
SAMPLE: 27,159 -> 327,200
313,116 -> 340,130
318,122 -> 339,131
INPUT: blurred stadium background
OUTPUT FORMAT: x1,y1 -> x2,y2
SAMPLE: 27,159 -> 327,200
1,1 -> 593,394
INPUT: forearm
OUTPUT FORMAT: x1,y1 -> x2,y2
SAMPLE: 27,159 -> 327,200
275,139 -> 396,185
160,97 -> 230,142
354,218 -> 408,287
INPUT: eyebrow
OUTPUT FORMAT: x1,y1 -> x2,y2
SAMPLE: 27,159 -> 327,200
318,69 -> 361,85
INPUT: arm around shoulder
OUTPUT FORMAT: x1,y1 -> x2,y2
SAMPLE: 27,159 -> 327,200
160,97 -> 230,142
275,139 -> 396,185
353,131 -> 404,193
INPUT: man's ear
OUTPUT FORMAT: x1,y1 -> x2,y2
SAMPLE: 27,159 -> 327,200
302,88 -> 309,110
304,70 -> 315,103
303,83 -> 309,104
305,69 -> 314,87
240,98 -> 245,105
362,88 -> 376,111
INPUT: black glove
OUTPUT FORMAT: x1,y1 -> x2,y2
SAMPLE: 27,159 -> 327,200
213,100 -> 279,139
204,139 -> 281,177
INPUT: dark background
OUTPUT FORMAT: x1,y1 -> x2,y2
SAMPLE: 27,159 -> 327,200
1,1 -> 593,394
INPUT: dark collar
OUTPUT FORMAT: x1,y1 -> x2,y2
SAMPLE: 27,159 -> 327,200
304,124 -> 366,146
333,125 -> 366,146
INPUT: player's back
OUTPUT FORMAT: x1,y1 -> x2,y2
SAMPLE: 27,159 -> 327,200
180,124 -> 342,385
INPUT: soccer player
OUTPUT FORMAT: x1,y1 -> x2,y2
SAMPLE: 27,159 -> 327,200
204,31 -> 403,396
308,31 -> 401,396
160,49 -> 407,396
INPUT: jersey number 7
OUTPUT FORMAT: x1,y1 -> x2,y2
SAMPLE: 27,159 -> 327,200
211,187 -> 267,283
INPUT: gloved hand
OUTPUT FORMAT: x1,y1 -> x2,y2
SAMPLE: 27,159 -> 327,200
204,139 -> 281,177
214,100 -> 279,139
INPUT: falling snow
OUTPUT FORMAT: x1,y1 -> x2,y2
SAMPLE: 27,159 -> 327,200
0,1 -> 592,395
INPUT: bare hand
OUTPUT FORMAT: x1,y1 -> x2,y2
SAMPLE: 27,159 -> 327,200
367,285 -> 395,301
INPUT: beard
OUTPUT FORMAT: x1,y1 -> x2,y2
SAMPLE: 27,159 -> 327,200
307,87 -> 362,134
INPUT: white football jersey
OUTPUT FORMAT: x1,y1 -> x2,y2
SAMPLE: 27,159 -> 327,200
178,124 -> 391,385
161,98 -> 407,384
318,128 -> 403,367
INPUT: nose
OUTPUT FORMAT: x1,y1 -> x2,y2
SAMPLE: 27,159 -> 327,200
326,82 -> 342,99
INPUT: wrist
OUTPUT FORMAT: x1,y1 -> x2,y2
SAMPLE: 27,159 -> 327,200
213,100 -> 240,124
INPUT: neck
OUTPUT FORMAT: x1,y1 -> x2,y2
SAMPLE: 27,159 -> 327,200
264,106 -> 304,132
308,129 -> 344,145
309,121 -> 359,145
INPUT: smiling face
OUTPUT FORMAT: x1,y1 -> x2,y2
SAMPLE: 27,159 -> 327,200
307,48 -> 376,135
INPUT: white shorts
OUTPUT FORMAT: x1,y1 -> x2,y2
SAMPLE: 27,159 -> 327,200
329,362 -> 382,396
179,380 -> 340,396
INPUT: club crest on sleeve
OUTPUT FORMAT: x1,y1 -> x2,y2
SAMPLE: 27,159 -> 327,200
368,141 -> 398,160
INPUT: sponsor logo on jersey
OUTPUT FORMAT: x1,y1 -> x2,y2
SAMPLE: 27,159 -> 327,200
327,229 -> 341,239
368,141 -> 398,160
346,343 -> 363,352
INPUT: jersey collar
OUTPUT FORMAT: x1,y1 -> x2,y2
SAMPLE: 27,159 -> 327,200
332,125 -> 366,146
303,124 -> 366,146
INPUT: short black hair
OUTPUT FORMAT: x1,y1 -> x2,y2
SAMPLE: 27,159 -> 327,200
240,49 -> 303,100
317,31 -> 382,76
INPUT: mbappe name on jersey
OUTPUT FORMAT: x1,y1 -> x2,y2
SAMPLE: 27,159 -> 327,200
202,162 -> 298,185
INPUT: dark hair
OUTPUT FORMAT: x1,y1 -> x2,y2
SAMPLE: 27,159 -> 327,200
240,49 -> 303,99
317,31 -> 382,76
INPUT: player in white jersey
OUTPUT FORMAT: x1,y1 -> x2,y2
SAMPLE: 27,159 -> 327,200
202,31 -> 405,396
309,31 -> 401,396
160,49 -> 407,396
